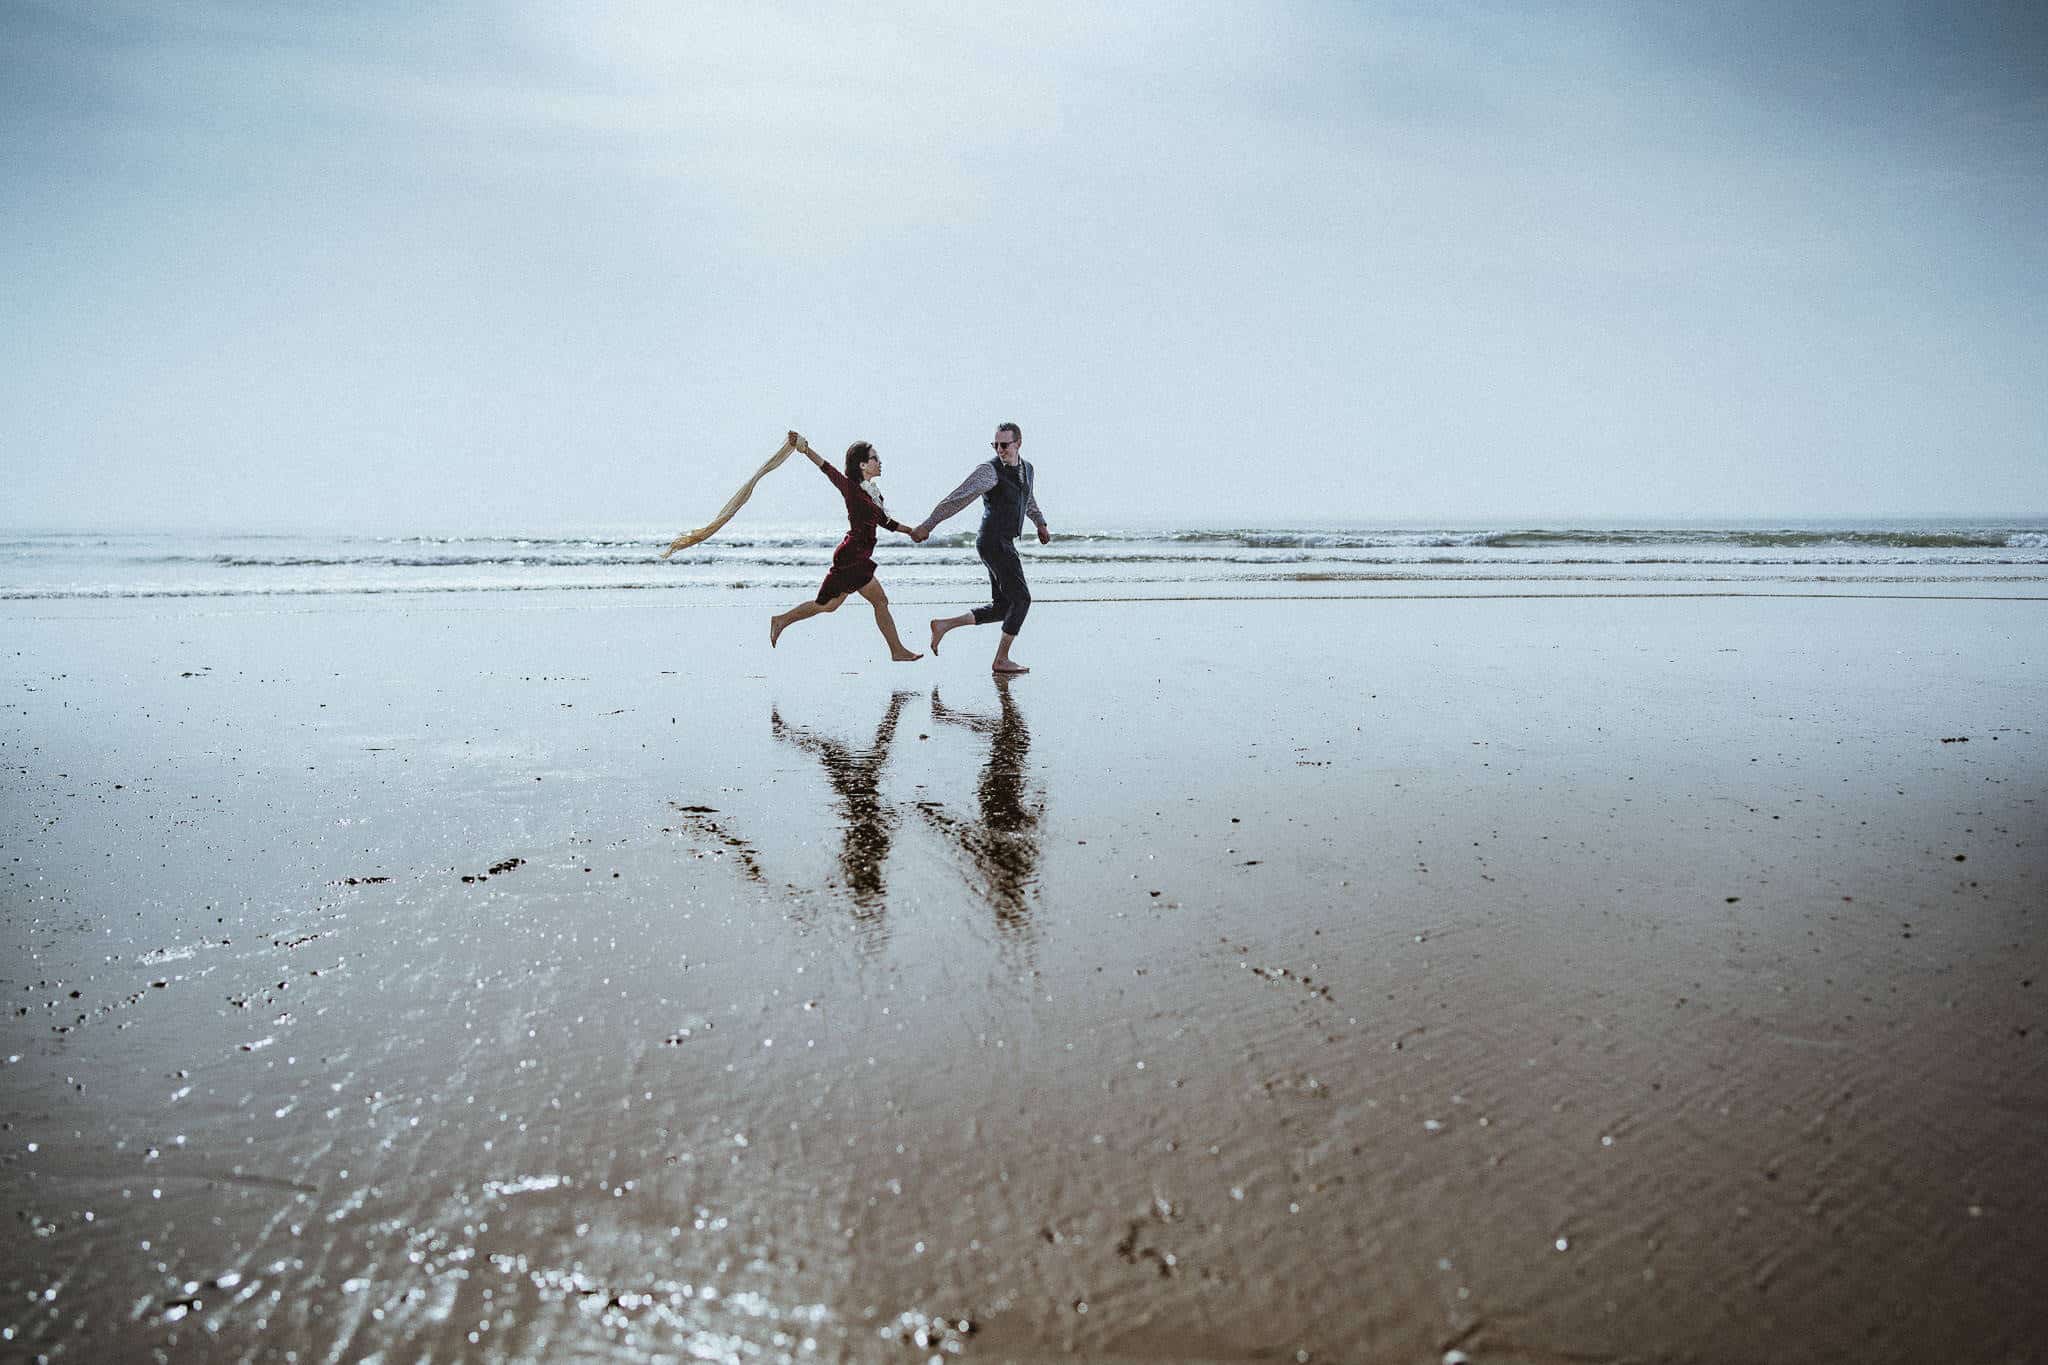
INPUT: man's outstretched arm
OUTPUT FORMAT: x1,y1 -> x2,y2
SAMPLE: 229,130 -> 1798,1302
914,464 -> 998,539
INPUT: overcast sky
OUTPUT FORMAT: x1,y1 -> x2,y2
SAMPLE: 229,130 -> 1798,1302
4,0 -> 2044,531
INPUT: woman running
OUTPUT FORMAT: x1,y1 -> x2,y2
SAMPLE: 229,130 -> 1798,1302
770,433 -> 923,660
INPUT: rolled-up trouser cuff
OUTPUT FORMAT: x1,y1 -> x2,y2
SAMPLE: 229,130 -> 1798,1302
972,539 -> 1031,636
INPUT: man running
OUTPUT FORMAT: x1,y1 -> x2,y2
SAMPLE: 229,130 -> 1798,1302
911,422 -> 1050,674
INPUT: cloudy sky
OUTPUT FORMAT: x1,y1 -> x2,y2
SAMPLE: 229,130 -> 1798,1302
4,1 -> 2044,531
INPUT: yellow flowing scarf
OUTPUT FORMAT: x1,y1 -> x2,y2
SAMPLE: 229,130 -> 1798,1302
659,434 -> 801,557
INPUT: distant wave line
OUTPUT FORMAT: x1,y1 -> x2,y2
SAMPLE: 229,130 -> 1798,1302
103,547 -> 2048,570
8,570 -> 2046,601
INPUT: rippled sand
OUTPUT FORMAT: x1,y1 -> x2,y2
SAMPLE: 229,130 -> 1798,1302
3,591 -> 2044,1362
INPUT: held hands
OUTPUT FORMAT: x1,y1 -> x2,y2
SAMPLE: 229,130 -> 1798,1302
910,527 -> 931,544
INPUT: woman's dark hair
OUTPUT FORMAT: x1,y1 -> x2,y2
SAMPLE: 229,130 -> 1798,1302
843,441 -> 875,482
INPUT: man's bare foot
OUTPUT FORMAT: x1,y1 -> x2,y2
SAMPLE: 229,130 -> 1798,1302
992,661 -> 1029,674
929,618 -> 950,654
769,614 -> 786,648
891,649 -> 924,662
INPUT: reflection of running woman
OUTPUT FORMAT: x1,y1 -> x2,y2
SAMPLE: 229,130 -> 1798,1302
771,434 -> 922,660
913,422 -> 1049,674
772,691 -> 916,918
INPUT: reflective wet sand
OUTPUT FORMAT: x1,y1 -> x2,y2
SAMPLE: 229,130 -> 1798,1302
3,593 -> 2044,1361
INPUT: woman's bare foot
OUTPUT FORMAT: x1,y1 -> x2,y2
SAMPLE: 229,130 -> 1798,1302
769,614 -> 787,647
929,618 -> 951,654
891,648 -> 924,662
992,660 -> 1029,674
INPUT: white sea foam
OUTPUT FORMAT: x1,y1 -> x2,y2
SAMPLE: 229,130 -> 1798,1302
3,523 -> 2045,601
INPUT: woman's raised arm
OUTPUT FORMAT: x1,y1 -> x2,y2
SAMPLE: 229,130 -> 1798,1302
790,432 -> 828,468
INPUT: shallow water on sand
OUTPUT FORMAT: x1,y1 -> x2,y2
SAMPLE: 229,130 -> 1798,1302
3,594 -> 2045,1361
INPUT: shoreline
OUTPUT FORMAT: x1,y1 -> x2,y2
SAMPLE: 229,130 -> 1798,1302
5,581 -> 2046,614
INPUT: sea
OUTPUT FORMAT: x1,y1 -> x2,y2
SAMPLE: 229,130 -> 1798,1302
4,521 -> 2046,604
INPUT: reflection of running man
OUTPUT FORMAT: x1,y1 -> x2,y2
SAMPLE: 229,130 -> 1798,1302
918,681 -> 1043,940
912,422 -> 1049,675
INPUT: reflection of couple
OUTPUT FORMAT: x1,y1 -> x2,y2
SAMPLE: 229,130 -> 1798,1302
772,683 -> 1041,933
770,424 -> 1051,675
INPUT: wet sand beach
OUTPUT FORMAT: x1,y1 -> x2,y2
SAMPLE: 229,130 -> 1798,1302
3,590 -> 2044,1362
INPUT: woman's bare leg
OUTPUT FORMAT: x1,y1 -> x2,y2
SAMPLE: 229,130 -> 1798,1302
857,580 -> 923,661
770,595 -> 840,647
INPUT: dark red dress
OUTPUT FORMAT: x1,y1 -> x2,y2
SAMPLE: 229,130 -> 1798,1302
815,462 -> 909,604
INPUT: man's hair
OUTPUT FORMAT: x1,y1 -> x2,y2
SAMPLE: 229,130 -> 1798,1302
997,422 -> 1022,444
843,441 -> 875,482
